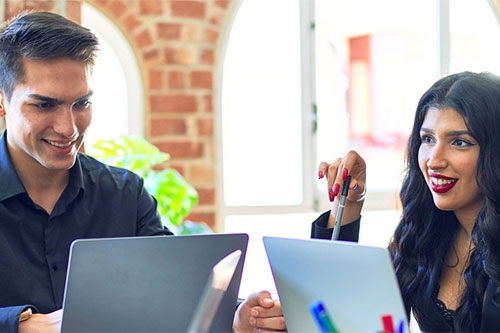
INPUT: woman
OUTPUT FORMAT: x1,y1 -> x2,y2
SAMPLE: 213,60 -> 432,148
314,71 -> 500,332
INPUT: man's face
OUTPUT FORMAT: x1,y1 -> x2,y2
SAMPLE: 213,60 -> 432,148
0,58 -> 92,173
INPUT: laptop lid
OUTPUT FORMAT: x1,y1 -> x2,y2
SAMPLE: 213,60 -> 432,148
263,236 -> 407,332
61,233 -> 248,332
187,249 -> 241,333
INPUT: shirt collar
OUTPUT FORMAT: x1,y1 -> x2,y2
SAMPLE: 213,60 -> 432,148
0,129 -> 86,204
50,155 -> 85,217
67,153 -> 85,196
0,130 -> 27,201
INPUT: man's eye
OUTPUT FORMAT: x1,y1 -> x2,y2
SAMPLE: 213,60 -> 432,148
32,102 -> 52,110
73,100 -> 92,110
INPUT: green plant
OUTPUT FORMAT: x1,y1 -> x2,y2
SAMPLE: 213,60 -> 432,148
87,135 -> 211,234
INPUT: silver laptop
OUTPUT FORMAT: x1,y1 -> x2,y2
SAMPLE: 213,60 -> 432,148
61,233 -> 248,332
263,236 -> 407,332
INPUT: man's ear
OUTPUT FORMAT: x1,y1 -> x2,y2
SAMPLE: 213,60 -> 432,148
0,91 -> 6,118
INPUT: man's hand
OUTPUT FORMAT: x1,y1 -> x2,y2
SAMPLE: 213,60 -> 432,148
233,291 -> 286,332
19,309 -> 62,333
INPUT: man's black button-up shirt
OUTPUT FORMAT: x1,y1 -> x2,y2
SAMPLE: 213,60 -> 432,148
0,131 -> 173,331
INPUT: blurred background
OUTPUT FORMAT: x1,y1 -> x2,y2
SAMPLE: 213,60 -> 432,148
2,0 -> 500,297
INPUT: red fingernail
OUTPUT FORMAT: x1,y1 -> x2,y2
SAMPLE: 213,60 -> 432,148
343,168 -> 348,181
319,171 -> 323,179
329,189 -> 334,202
332,184 -> 340,197
353,183 -> 358,191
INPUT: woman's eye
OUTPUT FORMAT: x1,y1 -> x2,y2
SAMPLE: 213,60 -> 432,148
453,138 -> 473,147
420,135 -> 434,143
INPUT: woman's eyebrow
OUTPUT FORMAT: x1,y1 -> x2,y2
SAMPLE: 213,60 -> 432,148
420,127 -> 471,136
447,130 -> 471,136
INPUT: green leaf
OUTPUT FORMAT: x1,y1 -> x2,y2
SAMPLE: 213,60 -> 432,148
87,135 -> 169,175
88,135 -> 198,227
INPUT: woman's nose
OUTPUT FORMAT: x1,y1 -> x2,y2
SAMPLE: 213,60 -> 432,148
426,143 -> 448,170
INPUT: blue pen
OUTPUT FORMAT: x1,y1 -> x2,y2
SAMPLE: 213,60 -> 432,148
309,301 -> 337,333
397,319 -> 405,333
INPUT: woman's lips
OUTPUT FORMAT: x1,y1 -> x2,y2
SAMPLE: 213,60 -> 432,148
430,176 -> 458,193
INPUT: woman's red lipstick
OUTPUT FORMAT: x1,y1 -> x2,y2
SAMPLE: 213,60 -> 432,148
429,173 -> 458,193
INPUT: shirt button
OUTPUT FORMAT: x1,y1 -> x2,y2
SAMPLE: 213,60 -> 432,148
52,265 -> 58,271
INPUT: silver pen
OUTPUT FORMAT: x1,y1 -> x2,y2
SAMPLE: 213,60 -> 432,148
331,175 -> 351,240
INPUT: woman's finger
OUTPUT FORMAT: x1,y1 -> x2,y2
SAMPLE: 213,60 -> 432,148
325,159 -> 341,201
250,315 -> 287,331
348,178 -> 366,202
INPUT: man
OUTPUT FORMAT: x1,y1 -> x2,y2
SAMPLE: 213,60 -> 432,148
0,12 -> 284,332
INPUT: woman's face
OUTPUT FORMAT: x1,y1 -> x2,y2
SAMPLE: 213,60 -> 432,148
418,107 -> 483,223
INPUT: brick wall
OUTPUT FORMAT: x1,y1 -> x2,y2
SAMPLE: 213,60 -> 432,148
3,0 -> 238,230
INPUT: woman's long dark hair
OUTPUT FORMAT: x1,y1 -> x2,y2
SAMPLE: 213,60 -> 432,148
388,72 -> 500,331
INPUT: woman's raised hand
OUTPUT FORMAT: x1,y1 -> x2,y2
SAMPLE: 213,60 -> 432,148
318,150 -> 367,228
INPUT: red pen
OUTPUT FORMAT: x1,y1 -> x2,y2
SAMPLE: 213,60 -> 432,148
381,314 -> 394,333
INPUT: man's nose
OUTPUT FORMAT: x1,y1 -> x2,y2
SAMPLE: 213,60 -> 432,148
53,106 -> 78,138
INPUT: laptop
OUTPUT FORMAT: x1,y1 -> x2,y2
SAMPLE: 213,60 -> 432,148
263,236 -> 407,332
61,233 -> 248,332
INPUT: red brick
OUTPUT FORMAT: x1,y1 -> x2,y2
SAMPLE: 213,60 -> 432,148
168,71 -> 185,89
148,69 -> 163,89
155,142 -> 204,158
144,49 -> 160,61
168,164 -> 186,176
164,48 -> 177,64
25,0 -> 53,11
139,0 -> 163,14
150,94 -> 198,113
66,1 -> 82,23
216,0 -> 230,8
152,162 -> 166,171
185,212 -> 215,228
183,23 -> 202,42
96,0 -> 109,6
150,118 -> 187,136
205,28 -> 218,44
201,49 -> 214,65
189,164 -> 214,182
164,47 -> 195,65
190,71 -> 212,89
171,0 -> 206,19
208,8 -> 224,26
108,0 -> 127,17
136,29 -> 153,48
194,187 -> 215,205
158,23 -> 182,40
5,0 -> 26,19
203,95 -> 213,112
197,118 -> 213,136
123,14 -> 142,32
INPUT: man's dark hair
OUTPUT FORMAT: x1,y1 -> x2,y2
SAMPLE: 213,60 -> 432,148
0,11 -> 99,101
